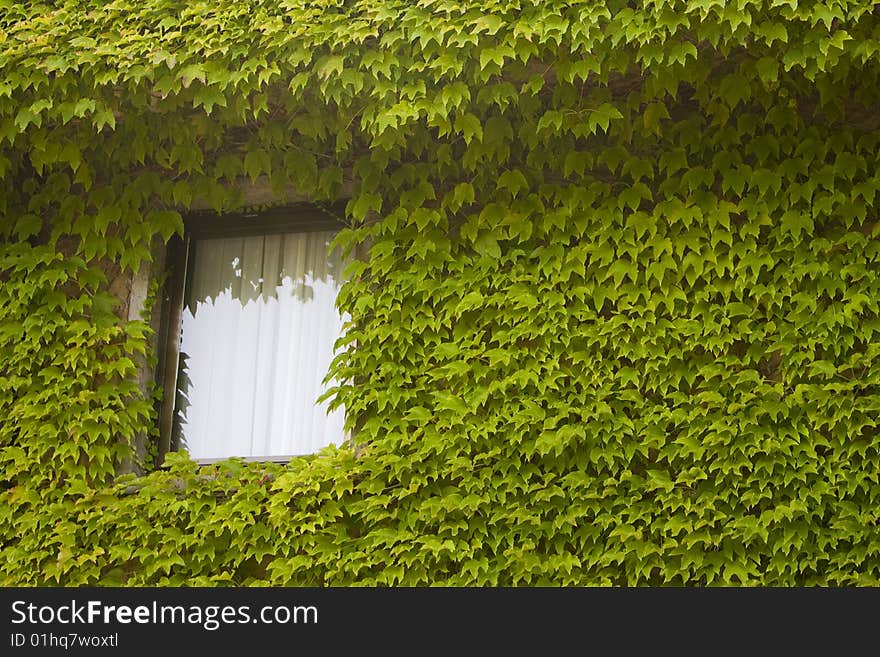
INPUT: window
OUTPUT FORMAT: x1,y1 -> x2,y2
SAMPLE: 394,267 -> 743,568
157,206 -> 350,463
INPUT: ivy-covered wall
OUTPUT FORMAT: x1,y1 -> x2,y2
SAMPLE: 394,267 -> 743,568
1,0 -> 879,585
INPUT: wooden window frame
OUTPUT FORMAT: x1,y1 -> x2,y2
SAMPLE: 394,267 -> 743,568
155,203 -> 348,466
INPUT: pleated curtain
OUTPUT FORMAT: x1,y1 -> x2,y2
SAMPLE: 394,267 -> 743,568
175,230 -> 348,460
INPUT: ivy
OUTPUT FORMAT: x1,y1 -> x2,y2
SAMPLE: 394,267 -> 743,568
1,0 -> 880,585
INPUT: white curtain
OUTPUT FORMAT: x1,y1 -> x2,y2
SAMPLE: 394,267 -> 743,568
175,230 -> 349,460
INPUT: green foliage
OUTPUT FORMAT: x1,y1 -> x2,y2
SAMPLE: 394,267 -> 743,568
1,0 -> 880,585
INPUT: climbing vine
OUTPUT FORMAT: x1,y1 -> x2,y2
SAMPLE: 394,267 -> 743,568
1,0 -> 880,585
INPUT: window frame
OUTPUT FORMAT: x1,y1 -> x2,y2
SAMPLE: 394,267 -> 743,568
156,203 -> 350,466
